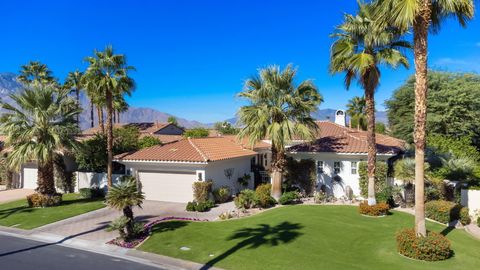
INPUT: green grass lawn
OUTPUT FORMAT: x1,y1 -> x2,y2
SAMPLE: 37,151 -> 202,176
139,205 -> 480,270
0,193 -> 105,230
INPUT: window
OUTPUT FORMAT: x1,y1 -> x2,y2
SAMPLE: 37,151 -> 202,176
334,162 -> 341,174
264,153 -> 268,167
197,172 -> 203,181
351,161 -> 357,174
317,161 -> 324,174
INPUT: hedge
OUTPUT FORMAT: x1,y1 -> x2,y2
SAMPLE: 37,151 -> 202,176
358,161 -> 388,198
396,228 -> 451,261
425,200 -> 461,224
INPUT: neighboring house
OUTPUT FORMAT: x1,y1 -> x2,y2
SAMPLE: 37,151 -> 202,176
288,110 -> 404,198
115,137 -> 257,203
81,122 -> 185,143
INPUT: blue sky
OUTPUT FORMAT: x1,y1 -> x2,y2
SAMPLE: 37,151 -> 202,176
1,1 -> 479,123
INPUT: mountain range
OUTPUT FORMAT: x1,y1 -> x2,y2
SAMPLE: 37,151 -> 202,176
0,72 -> 388,129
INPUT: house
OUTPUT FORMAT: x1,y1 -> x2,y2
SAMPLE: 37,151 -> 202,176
288,110 -> 405,198
115,137 -> 257,203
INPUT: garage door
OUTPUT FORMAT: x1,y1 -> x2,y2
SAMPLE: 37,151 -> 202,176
23,167 -> 38,189
138,171 -> 197,203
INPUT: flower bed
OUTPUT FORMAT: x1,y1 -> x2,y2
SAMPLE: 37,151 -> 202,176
107,216 -> 208,248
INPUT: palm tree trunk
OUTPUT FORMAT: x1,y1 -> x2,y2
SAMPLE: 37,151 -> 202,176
365,86 -> 377,205
270,144 -> 285,200
117,111 -> 120,124
106,90 -> 114,187
113,110 -> 116,124
37,159 -> 55,195
90,101 -> 94,128
123,206 -> 135,239
76,89 -> 80,127
97,106 -> 105,134
412,1 -> 431,237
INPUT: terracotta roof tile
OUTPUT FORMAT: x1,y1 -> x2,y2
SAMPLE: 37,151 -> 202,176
116,137 -> 257,163
289,121 -> 405,155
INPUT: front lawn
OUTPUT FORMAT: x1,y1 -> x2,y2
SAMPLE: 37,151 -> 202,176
139,205 -> 480,270
0,193 -> 105,230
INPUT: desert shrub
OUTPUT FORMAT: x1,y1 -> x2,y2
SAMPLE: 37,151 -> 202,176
254,184 -> 275,208
218,211 -> 233,220
358,201 -> 390,216
185,200 -> 215,212
359,161 -> 388,197
425,200 -> 461,224
460,207 -> 471,225
396,228 -> 451,261
192,180 -> 213,203
284,158 -> 316,196
213,186 -> 231,203
314,191 -> 327,204
234,189 -> 256,209
106,216 -> 145,241
186,201 -> 197,212
27,193 -> 63,207
278,191 -> 300,205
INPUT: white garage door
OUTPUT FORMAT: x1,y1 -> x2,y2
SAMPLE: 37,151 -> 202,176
139,171 -> 197,203
23,167 -> 38,189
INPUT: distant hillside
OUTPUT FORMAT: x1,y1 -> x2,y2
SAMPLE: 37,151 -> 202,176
0,72 -> 207,129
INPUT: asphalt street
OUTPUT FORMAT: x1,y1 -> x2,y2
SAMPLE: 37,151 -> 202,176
0,234 -> 166,270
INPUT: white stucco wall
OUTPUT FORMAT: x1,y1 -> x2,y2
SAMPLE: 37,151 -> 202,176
76,172 -> 125,191
461,189 -> 480,216
205,156 -> 254,193
287,152 -> 392,198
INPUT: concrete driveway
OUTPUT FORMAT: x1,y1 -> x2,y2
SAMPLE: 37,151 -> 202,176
35,200 -> 235,244
0,189 -> 35,203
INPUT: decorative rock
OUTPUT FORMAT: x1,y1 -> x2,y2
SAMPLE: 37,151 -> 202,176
180,246 -> 191,251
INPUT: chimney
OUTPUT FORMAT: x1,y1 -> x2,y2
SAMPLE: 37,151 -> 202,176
335,109 -> 346,126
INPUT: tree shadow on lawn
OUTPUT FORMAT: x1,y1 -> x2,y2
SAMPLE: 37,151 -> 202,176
149,221 -> 189,233
200,221 -> 303,270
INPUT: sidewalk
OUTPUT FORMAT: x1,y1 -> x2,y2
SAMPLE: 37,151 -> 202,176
0,225 -> 223,270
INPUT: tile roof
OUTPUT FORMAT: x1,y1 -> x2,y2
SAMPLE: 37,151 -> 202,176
83,122 -> 179,135
116,137 -> 257,163
289,121 -> 405,155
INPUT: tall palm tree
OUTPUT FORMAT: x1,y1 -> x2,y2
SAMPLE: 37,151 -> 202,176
18,61 -> 56,86
84,45 -> 135,187
346,96 -> 366,130
237,65 -> 322,200
65,70 -> 84,126
375,0 -> 474,236
113,95 -> 129,124
330,2 -> 410,206
0,86 -> 80,195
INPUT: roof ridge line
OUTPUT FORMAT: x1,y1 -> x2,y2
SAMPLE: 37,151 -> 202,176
187,137 -> 209,162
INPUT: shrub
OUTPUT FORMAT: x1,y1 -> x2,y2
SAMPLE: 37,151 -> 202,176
460,207 -> 471,225
284,157 -> 316,196
219,211 -> 233,220
184,128 -> 209,138
186,201 -> 197,212
358,201 -> 390,216
192,180 -> 213,203
234,189 -> 256,209
186,200 -> 215,212
375,186 -> 395,207
213,186 -> 231,203
425,200 -> 461,224
27,193 -> 63,207
79,188 -> 93,199
314,191 -> 327,204
396,228 -> 451,261
359,161 -> 388,198
138,136 -> 162,149
477,216 -> 480,228
254,184 -> 275,208
278,191 -> 300,205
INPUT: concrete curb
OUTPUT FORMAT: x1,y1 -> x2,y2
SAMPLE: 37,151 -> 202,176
0,227 -> 223,270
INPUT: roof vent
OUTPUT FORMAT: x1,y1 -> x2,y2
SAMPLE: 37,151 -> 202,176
335,110 -> 346,126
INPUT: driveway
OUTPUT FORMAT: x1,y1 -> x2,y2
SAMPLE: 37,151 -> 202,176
0,189 -> 35,203
35,200 -> 235,244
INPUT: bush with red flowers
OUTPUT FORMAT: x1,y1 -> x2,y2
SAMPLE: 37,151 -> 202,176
396,228 -> 451,261
358,201 -> 390,216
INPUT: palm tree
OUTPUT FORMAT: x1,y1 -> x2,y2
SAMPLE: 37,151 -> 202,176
0,85 -> 80,196
65,70 -> 84,126
330,2 -> 409,206
18,61 -> 56,86
375,0 -> 474,236
237,65 -> 322,200
113,95 -> 129,124
346,96 -> 366,130
105,176 -> 144,240
84,45 -> 135,187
